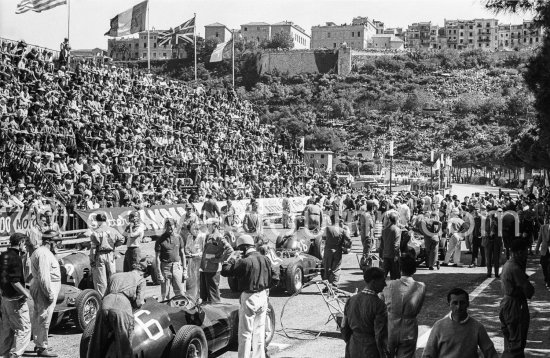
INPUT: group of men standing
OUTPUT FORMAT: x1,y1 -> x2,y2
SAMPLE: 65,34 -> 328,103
0,230 -> 61,358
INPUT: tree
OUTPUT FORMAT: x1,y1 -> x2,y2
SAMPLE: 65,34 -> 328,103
485,0 -> 550,168
263,32 -> 294,49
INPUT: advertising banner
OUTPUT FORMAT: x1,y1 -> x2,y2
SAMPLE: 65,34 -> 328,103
74,197 -> 309,237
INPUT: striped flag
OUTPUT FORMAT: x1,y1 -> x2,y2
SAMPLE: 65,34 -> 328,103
16,0 -> 67,14
158,16 -> 195,46
105,0 -> 148,37
209,39 -> 232,62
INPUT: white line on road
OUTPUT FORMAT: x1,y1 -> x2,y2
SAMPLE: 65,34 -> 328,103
416,276 -> 494,348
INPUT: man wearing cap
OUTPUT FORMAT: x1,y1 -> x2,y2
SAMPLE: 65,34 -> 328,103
200,221 -> 233,303
28,230 -> 61,357
221,234 -> 275,358
155,218 -> 186,300
499,240 -> 535,358
0,233 -> 32,358
123,211 -> 145,272
177,203 -> 199,241
89,213 -> 124,297
87,257 -> 151,358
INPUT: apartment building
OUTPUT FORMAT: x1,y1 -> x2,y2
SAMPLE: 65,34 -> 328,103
498,20 -> 544,49
311,19 -> 377,49
443,19 -> 498,50
406,22 -> 438,49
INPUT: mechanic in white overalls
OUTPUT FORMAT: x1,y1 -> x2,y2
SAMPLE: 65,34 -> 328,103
183,223 -> 206,300
89,213 -> 124,297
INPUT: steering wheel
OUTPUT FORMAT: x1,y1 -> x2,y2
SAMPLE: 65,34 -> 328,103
169,295 -> 193,309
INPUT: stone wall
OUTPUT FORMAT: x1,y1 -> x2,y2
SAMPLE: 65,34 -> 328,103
258,47 -> 352,76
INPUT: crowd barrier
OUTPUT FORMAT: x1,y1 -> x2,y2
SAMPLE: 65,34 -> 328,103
0,197 -> 310,245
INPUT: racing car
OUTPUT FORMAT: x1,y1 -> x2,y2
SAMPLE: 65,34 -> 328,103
49,251 -> 157,332
227,232 -> 323,295
79,293 -> 276,358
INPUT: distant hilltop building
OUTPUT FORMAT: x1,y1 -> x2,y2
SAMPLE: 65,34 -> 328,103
204,23 -> 233,43
311,18 -> 378,50
107,30 -> 187,61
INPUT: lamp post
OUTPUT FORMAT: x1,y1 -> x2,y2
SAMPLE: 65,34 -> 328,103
389,141 -> 394,194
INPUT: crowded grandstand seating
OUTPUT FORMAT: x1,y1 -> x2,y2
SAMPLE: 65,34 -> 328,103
0,39 -> 330,211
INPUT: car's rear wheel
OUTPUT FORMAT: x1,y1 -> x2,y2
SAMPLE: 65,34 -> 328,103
309,234 -> 325,260
75,289 -> 102,332
79,318 -> 95,358
286,263 -> 303,295
169,325 -> 208,358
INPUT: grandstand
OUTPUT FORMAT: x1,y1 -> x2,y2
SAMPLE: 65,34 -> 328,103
0,38 -> 318,215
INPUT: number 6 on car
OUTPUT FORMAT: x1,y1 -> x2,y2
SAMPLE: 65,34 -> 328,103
134,310 -> 164,341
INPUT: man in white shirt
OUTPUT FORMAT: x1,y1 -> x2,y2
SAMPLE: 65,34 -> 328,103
397,198 -> 411,227
27,230 -> 61,357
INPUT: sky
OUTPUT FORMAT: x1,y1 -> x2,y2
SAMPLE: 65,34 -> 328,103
0,0 -> 535,50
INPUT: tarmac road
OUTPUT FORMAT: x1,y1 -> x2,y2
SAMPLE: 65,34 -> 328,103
43,184 -> 549,358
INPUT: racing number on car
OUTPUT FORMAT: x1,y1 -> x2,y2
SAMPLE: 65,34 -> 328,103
64,263 -> 74,277
300,242 -> 308,252
134,310 -> 164,340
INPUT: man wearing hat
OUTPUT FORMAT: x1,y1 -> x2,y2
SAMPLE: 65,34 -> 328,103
177,203 -> 199,242
87,257 -> 152,358
221,235 -> 275,358
89,213 -> 124,297
0,233 -> 32,358
28,230 -> 61,357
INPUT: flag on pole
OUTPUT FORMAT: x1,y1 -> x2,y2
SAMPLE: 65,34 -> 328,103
433,158 -> 440,171
299,137 -> 305,153
105,0 -> 147,37
158,16 -> 195,46
16,0 -> 66,14
209,39 -> 233,62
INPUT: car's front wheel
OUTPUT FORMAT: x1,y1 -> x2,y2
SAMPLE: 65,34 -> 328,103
286,263 -> 303,295
75,289 -> 102,332
170,325 -> 208,358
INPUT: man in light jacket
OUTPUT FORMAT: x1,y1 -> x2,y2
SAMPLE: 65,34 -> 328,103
379,255 -> 426,358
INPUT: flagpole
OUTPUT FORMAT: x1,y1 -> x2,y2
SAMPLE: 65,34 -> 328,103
147,1 -> 150,71
194,13 -> 197,81
232,29 -> 235,88
67,0 -> 70,41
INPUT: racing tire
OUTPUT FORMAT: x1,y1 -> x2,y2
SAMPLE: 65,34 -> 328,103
170,325 -> 208,358
79,318 -> 95,358
309,234 -> 325,260
75,289 -> 102,332
285,263 -> 303,295
228,276 -> 239,292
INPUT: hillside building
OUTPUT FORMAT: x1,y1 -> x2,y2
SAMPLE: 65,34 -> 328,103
311,18 -> 377,50
204,23 -> 232,43
304,150 -> 333,173
443,19 -> 499,50
498,20 -> 543,49
107,30 -> 181,61
406,22 -> 438,49
240,22 -> 271,43
270,21 -> 311,49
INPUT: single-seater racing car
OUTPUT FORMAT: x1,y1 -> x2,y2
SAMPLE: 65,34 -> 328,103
80,293 -> 276,358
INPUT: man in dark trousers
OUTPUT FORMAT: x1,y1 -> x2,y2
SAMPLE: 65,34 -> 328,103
200,221 -> 233,303
221,235 -> 276,358
357,200 -> 375,258
0,233 -> 32,358
499,240 -> 534,358
87,257 -> 151,358
380,212 -> 401,279
322,219 -> 350,289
